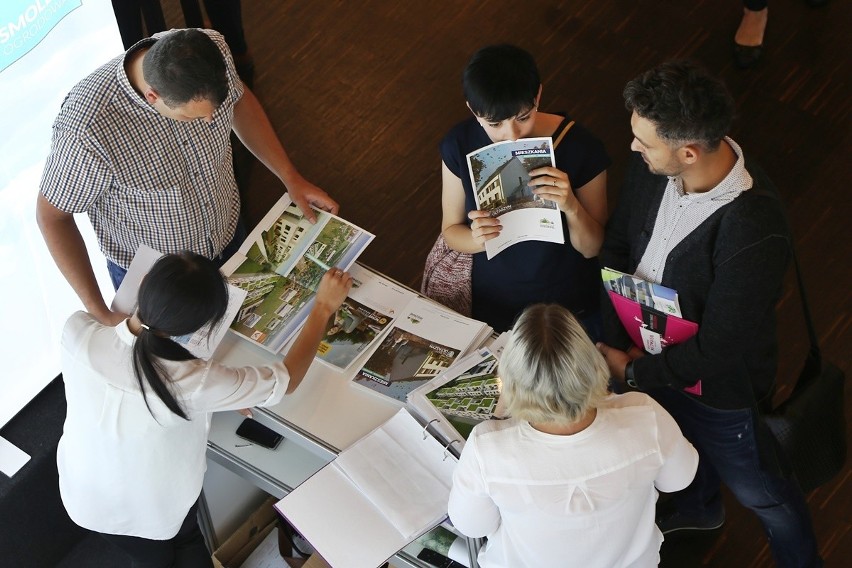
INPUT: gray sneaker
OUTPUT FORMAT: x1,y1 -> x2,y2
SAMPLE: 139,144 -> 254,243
657,507 -> 726,536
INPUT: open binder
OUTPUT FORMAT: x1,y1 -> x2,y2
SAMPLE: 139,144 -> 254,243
275,408 -> 459,568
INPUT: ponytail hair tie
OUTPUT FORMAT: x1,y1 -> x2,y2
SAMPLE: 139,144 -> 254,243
139,322 -> 151,331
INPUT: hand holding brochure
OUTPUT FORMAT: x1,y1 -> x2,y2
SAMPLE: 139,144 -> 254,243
602,267 -> 702,395
314,264 -> 417,371
221,195 -> 374,354
467,137 -> 564,258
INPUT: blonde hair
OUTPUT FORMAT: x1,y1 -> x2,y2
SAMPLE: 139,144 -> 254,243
500,304 -> 610,425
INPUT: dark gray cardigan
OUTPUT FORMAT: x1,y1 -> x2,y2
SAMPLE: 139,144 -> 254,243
600,152 -> 791,409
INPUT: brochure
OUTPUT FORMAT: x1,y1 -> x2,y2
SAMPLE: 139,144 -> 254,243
601,267 -> 702,396
352,297 -> 492,403
314,264 -> 417,371
601,267 -> 682,317
407,346 -> 505,450
466,136 -> 564,259
111,245 -> 247,360
221,195 -> 374,354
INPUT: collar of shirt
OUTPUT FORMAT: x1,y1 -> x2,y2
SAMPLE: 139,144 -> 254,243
668,137 -> 752,204
117,37 -> 159,114
115,319 -> 136,346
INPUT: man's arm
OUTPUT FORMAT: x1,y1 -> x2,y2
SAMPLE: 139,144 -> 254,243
231,86 -> 337,223
36,194 -> 126,325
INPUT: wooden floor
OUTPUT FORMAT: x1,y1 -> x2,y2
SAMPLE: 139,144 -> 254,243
157,1 -> 850,565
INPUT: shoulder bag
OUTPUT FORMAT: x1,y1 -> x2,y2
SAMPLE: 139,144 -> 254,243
761,245 -> 847,493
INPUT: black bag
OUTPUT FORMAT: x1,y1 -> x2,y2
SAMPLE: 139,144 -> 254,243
763,350 -> 847,493
760,247 -> 847,493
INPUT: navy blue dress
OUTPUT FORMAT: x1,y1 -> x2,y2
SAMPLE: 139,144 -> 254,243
440,115 -> 610,332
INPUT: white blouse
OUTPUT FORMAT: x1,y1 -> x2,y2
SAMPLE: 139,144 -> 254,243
448,392 -> 698,568
57,311 -> 289,540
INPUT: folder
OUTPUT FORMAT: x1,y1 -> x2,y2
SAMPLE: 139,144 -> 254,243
275,408 -> 459,568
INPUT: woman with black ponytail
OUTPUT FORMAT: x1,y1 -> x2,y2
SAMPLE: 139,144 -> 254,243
56,252 -> 352,568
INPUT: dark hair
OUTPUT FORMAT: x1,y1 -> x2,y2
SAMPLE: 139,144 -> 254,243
133,252 -> 229,420
623,60 -> 735,152
463,44 -> 540,122
142,29 -> 228,108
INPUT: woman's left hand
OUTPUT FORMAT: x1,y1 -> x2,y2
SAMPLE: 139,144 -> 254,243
528,166 -> 579,215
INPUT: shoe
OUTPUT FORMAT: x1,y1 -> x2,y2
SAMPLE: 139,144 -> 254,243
657,506 -> 725,536
734,43 -> 763,69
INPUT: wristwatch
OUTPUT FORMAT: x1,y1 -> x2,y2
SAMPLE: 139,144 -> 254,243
624,361 -> 638,389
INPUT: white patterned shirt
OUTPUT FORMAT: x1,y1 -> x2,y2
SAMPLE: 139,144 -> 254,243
635,138 -> 752,284
57,311 -> 289,539
39,29 -> 244,268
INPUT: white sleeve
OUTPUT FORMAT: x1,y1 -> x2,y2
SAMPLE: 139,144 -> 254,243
188,360 -> 289,413
447,431 -> 501,538
650,398 -> 699,493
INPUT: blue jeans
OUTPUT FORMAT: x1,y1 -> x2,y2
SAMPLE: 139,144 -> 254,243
107,220 -> 248,290
650,388 -> 822,568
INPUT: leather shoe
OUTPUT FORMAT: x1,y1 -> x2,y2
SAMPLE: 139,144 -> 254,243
657,506 -> 726,536
734,43 -> 763,69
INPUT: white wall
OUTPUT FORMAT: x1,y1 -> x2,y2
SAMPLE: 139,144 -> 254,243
0,0 -> 122,429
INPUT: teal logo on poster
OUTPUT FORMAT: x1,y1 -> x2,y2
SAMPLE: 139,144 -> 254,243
0,0 -> 82,73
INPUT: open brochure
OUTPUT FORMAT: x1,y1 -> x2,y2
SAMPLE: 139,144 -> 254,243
467,136 -> 564,259
220,195 -> 374,354
111,245 -> 247,360
275,408 -> 457,568
314,264 -> 417,371
407,340 -> 507,453
351,297 -> 492,403
601,267 -> 702,395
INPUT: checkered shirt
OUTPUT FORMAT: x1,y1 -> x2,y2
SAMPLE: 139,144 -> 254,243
635,138 -> 753,284
39,29 -> 244,269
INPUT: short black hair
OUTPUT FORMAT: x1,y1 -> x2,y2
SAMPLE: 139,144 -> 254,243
463,44 -> 540,122
623,60 -> 735,151
142,29 -> 228,108
133,252 -> 229,420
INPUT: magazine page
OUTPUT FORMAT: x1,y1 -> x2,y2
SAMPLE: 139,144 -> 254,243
466,136 -> 564,259
315,264 -> 418,371
221,195 -> 375,354
352,297 -> 489,402
407,348 -> 503,451
111,245 -> 247,360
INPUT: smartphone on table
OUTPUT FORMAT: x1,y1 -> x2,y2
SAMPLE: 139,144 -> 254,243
235,418 -> 284,450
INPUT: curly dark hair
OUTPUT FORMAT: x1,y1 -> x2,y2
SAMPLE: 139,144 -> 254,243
623,60 -> 735,151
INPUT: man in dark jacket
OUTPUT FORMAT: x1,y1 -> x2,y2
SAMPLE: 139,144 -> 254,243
597,60 -> 821,567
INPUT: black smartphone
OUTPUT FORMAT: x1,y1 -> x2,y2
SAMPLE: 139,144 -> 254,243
416,548 -> 467,568
235,418 -> 284,450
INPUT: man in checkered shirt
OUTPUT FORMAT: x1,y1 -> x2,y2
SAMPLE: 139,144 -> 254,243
37,28 -> 336,326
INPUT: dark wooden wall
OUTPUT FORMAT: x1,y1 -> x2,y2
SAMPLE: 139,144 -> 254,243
160,1 -> 850,565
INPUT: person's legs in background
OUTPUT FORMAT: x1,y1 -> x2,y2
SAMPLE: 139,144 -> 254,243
734,0 -> 768,69
651,388 -> 823,568
202,0 -> 254,87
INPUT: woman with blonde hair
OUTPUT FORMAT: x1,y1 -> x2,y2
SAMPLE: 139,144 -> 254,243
448,304 -> 698,567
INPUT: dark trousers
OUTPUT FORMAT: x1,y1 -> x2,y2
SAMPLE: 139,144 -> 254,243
101,500 -> 211,568
108,220 -> 248,290
650,387 -> 822,568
